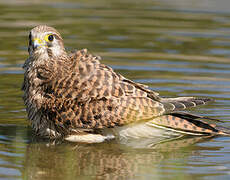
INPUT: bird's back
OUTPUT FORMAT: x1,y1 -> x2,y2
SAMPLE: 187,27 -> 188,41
38,49 -> 212,135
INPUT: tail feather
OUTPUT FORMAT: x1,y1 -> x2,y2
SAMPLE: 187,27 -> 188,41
147,112 -> 230,136
170,112 -> 222,122
215,125 -> 230,135
161,97 -> 213,112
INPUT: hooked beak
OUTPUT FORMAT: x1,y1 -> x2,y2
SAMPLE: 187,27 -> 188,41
32,38 -> 45,50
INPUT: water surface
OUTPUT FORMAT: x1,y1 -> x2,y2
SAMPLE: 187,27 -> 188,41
0,0 -> 230,179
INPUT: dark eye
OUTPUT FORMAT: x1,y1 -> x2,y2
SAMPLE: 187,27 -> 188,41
48,35 -> 54,41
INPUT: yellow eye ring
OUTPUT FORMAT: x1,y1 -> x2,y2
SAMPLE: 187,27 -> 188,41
44,34 -> 54,42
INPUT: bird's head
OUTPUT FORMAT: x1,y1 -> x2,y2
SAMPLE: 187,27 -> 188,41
28,25 -> 66,59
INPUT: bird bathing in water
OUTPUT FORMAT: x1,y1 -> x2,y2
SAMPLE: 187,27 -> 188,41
22,25 -> 230,143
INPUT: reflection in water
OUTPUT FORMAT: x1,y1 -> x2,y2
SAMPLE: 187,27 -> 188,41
23,135 -> 216,180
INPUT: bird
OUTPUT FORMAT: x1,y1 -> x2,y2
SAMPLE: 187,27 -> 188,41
22,25 -> 230,143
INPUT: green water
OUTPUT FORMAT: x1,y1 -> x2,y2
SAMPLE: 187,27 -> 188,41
0,0 -> 230,179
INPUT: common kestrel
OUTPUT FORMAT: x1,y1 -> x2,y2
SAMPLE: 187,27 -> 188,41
22,25 -> 230,143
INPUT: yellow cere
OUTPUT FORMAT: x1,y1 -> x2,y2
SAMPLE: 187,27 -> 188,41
32,38 -> 44,44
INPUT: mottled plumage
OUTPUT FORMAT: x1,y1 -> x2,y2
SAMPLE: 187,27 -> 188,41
22,25 -> 230,143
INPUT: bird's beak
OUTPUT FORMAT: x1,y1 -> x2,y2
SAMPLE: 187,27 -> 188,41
32,38 -> 45,50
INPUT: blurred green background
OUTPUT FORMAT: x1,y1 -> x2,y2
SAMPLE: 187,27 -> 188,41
0,0 -> 230,179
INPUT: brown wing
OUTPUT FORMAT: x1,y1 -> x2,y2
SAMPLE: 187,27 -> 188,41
55,49 -> 210,107
44,96 -> 165,131
43,49 -> 211,132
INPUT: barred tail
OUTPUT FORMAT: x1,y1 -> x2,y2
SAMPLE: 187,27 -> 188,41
147,112 -> 230,136
161,97 -> 213,112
